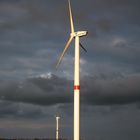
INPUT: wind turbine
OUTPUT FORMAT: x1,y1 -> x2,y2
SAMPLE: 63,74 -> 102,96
56,0 -> 88,140
56,115 -> 60,140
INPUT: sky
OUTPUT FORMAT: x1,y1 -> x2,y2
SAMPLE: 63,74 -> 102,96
0,0 -> 140,140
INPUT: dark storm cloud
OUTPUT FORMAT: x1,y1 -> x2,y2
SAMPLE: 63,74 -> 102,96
81,74 -> 140,105
0,0 -> 67,28
0,100 -> 19,117
0,100 -> 44,119
0,0 -> 71,80
0,74 -> 140,107
0,75 -> 72,106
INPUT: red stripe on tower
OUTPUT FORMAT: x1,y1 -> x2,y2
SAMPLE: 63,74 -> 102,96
74,85 -> 80,90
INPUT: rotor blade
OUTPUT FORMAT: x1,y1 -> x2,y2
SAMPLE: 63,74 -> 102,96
56,36 -> 74,68
80,42 -> 87,52
68,0 -> 74,33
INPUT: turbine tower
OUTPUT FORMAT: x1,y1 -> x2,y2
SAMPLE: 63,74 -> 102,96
56,1 -> 88,140
56,115 -> 60,140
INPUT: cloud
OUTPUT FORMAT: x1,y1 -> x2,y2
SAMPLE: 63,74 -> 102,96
0,74 -> 72,106
82,74 -> 140,105
0,73 -> 140,107
0,100 -> 44,119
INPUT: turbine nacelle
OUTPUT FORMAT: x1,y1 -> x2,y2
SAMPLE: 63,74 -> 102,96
76,31 -> 88,37
71,31 -> 88,37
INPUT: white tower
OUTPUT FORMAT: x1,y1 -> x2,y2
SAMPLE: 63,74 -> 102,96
56,115 -> 60,140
